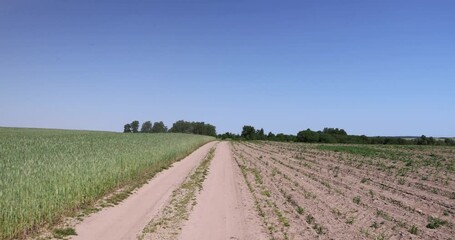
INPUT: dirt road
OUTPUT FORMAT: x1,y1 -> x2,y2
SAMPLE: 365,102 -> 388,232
71,141 -> 266,240
179,142 -> 267,240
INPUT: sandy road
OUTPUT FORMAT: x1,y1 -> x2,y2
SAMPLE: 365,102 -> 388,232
72,142 -> 216,240
71,141 -> 266,240
179,141 -> 267,240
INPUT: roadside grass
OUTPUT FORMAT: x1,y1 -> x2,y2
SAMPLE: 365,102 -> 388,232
0,128 -> 214,240
53,227 -> 77,238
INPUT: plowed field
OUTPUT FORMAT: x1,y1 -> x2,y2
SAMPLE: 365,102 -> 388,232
231,141 -> 455,239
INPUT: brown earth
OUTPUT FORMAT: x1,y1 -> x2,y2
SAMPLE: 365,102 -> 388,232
231,141 -> 455,240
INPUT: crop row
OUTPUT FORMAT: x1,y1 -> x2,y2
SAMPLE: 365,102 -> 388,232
231,141 -> 454,239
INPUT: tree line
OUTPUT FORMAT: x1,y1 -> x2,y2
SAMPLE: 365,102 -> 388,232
122,120 -> 453,146
123,120 -> 216,137
218,126 -> 455,146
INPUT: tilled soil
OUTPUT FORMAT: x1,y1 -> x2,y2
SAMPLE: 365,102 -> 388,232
231,141 -> 455,240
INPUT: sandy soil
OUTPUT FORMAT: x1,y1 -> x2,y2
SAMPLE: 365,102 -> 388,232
71,142 -> 216,240
179,142 -> 268,240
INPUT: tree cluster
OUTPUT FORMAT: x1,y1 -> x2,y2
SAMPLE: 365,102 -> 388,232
415,135 -> 455,146
240,126 -> 263,140
237,125 -> 296,141
123,120 -> 168,133
169,120 -> 216,137
123,120 -> 216,137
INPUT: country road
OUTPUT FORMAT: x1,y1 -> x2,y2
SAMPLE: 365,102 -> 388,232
71,141 -> 266,240
179,141 -> 266,240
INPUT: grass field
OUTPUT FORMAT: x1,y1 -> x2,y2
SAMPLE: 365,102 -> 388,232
0,128 -> 214,239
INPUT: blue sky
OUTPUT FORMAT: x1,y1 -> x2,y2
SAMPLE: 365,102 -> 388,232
1,0 -> 454,136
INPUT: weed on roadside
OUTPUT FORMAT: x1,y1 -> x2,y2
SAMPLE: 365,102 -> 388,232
53,228 -> 77,238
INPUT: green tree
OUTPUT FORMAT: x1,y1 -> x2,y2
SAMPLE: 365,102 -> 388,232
219,132 -> 239,140
202,123 -> 216,137
241,125 -> 256,140
256,128 -> 266,140
131,120 -> 140,133
141,121 -> 152,133
151,121 -> 168,133
444,138 -> 455,146
267,132 -> 275,141
123,123 -> 132,133
193,122 -> 205,135
323,128 -> 347,136
297,129 -> 320,143
359,135 -> 369,144
319,133 -> 337,143
416,135 -> 428,145
170,120 -> 193,134
169,120 -> 216,136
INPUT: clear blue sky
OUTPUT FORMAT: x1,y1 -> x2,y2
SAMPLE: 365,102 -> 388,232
1,0 -> 454,136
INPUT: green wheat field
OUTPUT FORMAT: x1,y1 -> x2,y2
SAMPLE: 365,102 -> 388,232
0,128 -> 214,239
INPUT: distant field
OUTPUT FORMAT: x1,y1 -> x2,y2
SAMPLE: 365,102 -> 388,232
232,141 -> 455,239
0,128 -> 214,239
